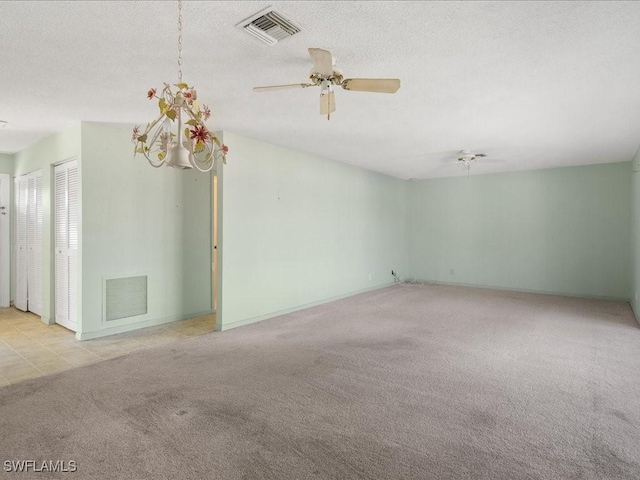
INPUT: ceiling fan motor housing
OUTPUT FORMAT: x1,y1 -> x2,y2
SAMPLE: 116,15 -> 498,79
457,150 -> 487,165
458,154 -> 476,163
310,68 -> 344,86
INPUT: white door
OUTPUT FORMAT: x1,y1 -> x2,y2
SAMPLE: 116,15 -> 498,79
68,164 -> 79,327
27,172 -> 43,316
55,160 -> 78,331
14,171 -> 43,314
14,176 -> 28,311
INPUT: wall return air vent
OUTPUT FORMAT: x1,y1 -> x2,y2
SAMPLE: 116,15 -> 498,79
237,7 -> 301,46
104,275 -> 148,322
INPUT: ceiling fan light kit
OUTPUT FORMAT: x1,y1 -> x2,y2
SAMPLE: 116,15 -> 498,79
457,150 -> 486,166
455,150 -> 488,177
132,0 -> 228,172
253,48 -> 401,120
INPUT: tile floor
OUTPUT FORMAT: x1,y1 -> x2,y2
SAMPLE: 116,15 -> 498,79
0,307 -> 216,387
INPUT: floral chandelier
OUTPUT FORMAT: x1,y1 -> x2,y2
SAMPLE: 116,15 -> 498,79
132,0 -> 227,172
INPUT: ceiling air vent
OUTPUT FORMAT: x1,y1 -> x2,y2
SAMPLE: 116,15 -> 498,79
237,7 -> 301,46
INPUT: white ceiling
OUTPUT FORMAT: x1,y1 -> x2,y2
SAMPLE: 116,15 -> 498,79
1,1 -> 640,179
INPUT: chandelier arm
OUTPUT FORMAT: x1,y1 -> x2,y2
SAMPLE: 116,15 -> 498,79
182,105 -> 223,148
163,86 -> 173,103
139,114 -> 165,140
147,119 -> 166,149
136,141 -> 166,168
146,156 -> 166,168
182,104 -> 201,124
191,157 -> 215,173
213,147 -> 227,165
181,104 -> 210,145
195,142 -> 217,173
134,113 -> 170,165
180,106 -> 216,172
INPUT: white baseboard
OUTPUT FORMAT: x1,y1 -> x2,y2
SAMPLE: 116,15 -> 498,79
217,282 -> 396,332
76,309 -> 214,340
631,301 -> 640,326
407,278 -> 630,303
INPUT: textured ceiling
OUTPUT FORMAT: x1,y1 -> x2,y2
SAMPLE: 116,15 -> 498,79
1,1 -> 640,179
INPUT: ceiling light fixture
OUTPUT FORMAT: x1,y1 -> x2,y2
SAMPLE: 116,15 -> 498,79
457,150 -> 486,178
132,0 -> 227,172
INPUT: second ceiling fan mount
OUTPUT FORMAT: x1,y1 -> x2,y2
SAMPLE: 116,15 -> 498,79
253,48 -> 401,120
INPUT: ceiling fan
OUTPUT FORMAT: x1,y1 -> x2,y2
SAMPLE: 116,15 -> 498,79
253,48 -> 401,120
456,150 -> 487,167
452,150 -> 507,177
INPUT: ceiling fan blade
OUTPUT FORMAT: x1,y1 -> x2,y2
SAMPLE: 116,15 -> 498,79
308,48 -> 334,76
253,83 -> 313,92
341,78 -> 401,93
320,92 -> 336,116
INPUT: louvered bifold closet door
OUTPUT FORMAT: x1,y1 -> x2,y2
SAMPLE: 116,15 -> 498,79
14,177 -> 28,311
54,160 -> 78,331
27,172 -> 43,316
67,163 -> 79,327
54,164 -> 69,328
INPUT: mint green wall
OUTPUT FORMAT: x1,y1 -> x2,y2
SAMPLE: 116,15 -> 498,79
0,154 -> 14,175
13,126 -> 80,178
407,162 -> 631,300
217,132 -> 408,331
630,149 -> 640,321
12,125 -> 81,323
78,122 -> 212,339
6,126 -> 635,335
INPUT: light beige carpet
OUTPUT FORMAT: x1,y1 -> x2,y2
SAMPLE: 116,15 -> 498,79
1,285 -> 639,479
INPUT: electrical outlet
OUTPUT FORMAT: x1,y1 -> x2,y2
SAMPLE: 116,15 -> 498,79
368,273 -> 372,280
450,268 -> 454,276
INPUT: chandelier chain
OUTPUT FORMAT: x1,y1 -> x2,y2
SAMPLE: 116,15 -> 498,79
177,0 -> 183,82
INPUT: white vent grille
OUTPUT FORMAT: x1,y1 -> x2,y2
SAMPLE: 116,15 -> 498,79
237,8 -> 300,46
105,276 -> 147,322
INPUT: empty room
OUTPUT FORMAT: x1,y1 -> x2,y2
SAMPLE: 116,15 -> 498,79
0,1 -> 639,479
